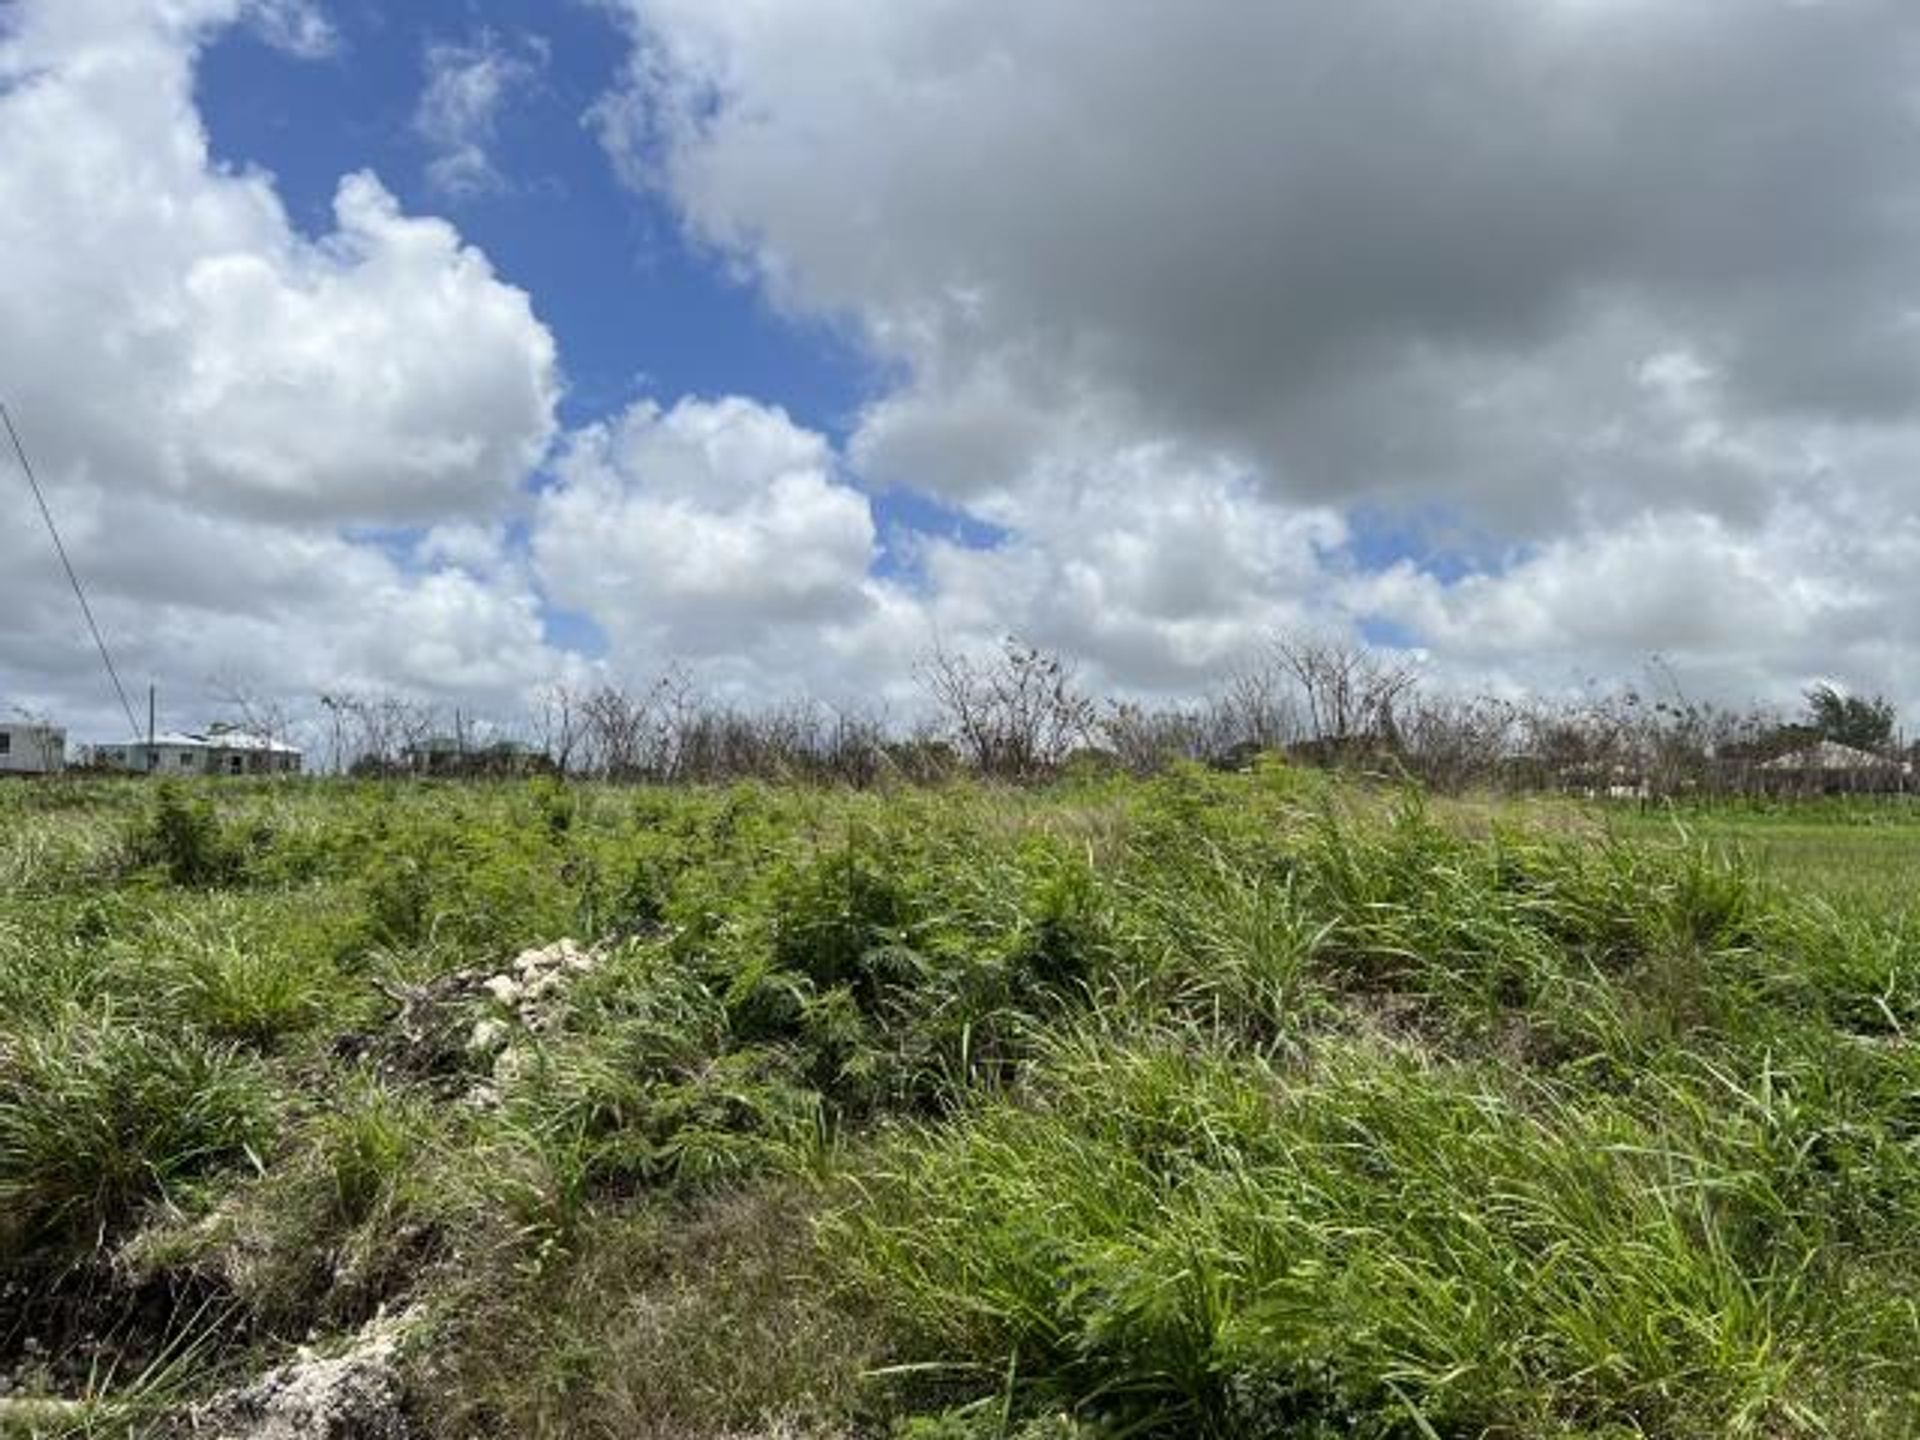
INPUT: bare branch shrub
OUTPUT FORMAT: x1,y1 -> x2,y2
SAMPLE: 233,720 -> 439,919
1217,656 -> 1302,754
1395,694 -> 1521,792
318,692 -> 437,776
1101,702 -> 1214,775
918,638 -> 1095,781
531,684 -> 585,775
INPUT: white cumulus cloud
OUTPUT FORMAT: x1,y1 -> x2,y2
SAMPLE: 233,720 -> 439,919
0,0 -> 565,737
532,397 -> 919,699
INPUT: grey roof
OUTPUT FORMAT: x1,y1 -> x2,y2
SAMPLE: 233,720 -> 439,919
91,729 -> 301,754
201,731 -> 302,754
1760,739 -> 1899,771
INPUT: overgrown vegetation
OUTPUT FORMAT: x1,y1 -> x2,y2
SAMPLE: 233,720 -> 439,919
3,772 -> 1920,1436
267,636 -> 1918,796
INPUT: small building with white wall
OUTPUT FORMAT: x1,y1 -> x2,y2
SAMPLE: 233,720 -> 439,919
0,722 -> 65,775
87,731 -> 211,775
200,726 -> 303,775
84,728 -> 302,776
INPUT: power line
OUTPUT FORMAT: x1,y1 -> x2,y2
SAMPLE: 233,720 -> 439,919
2,399 -> 144,741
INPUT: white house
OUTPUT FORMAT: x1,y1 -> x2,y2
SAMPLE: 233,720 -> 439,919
1755,738 -> 1910,794
88,731 -> 211,775
86,728 -> 302,776
200,726 -> 303,775
0,721 -> 65,775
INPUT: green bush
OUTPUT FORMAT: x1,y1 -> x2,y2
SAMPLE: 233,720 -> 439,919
150,916 -> 340,1047
123,783 -> 249,886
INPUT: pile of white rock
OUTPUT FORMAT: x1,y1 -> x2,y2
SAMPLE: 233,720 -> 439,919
463,938 -> 601,1102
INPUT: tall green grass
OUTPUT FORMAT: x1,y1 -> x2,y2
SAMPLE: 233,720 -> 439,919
4,772 -> 1920,1435
832,1032 -> 1920,1437
0,1004 -> 275,1254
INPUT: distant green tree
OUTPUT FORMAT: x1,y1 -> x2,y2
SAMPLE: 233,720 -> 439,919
1803,684 -> 1896,751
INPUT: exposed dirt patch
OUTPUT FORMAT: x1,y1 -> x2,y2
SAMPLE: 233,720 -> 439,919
0,1266 -> 235,1409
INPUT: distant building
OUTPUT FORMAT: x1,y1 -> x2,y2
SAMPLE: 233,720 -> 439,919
402,734 -> 546,777
88,731 -> 210,775
403,734 -> 466,775
0,721 -> 65,775
1757,738 -> 1909,794
200,725 -> 304,775
1759,739 -> 1902,773
85,727 -> 302,776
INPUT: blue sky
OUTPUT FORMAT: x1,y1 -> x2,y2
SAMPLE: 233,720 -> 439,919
198,2 -> 874,441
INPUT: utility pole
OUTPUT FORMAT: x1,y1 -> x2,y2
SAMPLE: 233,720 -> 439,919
147,683 -> 156,774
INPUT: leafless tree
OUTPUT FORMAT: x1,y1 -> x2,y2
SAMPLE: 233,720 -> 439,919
317,692 -> 437,775
530,683 -> 586,774
1395,693 -> 1521,792
1102,701 -> 1212,775
1218,654 -> 1302,753
816,704 -> 890,785
208,672 -> 302,771
577,684 -> 642,779
918,637 -> 1096,780
1270,635 -> 1419,759
196,639 -> 1913,798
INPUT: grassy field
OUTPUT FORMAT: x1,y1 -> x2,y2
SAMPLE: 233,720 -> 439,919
1440,792 -> 1920,919
1610,800 -> 1920,920
3,770 -> 1920,1437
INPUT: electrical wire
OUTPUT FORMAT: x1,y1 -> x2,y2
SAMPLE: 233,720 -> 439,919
2,399 -> 144,741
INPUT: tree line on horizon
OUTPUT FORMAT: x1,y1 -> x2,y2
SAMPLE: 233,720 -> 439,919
143,637 -> 1910,796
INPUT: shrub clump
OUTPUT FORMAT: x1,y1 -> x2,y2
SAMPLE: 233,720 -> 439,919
122,783 -> 256,887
